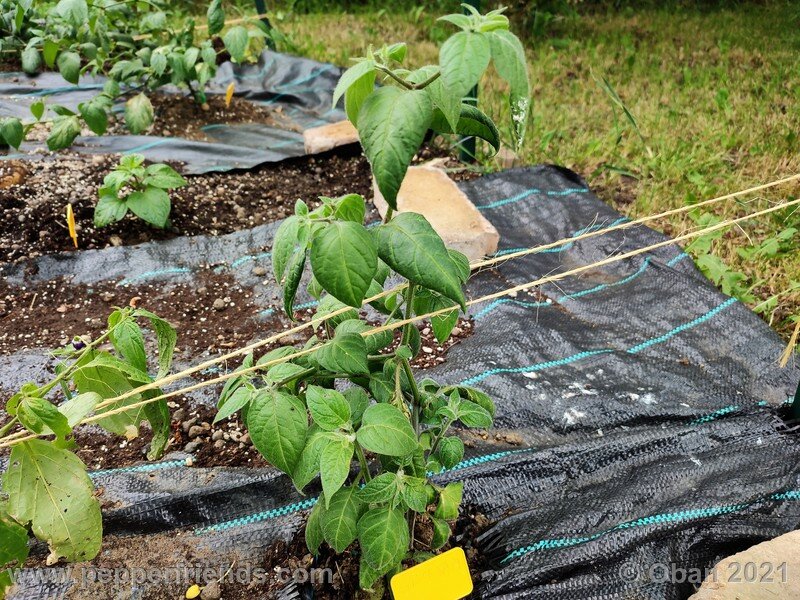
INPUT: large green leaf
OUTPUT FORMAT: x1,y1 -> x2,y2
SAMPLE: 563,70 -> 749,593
108,318 -> 147,373
310,221 -> 377,308
356,404 -> 417,457
94,189 -> 128,227
21,46 -> 41,75
223,26 -> 249,62
127,186 -> 170,228
334,319 -> 392,355
321,485 -> 364,553
206,0 -> 225,36
283,249 -> 306,318
434,481 -> 463,520
47,115 -> 81,151
314,333 -> 369,376
357,508 -> 408,573
0,509 -> 28,595
375,212 -> 466,309
345,68 -> 376,126
292,426 -> 327,491
430,103 -> 500,153
134,308 -> 177,379
306,385 -> 351,431
332,59 -> 375,109
272,215 -> 307,282
488,29 -> 530,148
56,51 -> 80,85
79,96 -> 110,136
124,93 -> 154,134
305,496 -> 325,554
357,86 -> 432,210
56,0 -> 88,28
319,436 -> 354,506
0,118 -> 23,149
356,472 -> 400,506
439,31 -> 491,99
17,397 -> 70,440
247,389 -> 308,474
3,440 -> 101,564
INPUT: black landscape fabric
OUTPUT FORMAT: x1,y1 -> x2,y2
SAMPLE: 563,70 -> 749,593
2,165 -> 799,600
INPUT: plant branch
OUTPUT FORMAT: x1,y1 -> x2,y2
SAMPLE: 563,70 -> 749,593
376,65 -> 441,91
355,442 -> 372,483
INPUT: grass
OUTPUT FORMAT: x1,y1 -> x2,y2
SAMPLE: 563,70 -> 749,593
261,3 -> 800,342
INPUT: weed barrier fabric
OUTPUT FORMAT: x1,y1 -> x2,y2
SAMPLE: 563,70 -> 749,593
0,50 -> 346,174
2,166 -> 800,599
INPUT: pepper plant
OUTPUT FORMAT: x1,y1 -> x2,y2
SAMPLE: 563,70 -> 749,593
0,0 -> 269,151
0,306 -> 176,594
215,6 -> 529,591
94,153 -> 187,229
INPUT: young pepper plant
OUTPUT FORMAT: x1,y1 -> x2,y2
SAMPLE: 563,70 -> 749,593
214,6 -> 528,592
0,306 -> 176,593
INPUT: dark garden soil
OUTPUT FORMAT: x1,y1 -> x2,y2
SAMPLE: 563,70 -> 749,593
0,146 -> 374,264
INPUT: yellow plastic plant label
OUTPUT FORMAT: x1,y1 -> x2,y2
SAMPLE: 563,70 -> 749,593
225,82 -> 235,107
390,547 -> 473,600
66,204 -> 78,248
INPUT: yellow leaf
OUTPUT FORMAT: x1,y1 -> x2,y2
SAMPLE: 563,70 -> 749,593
66,204 -> 78,248
185,584 -> 201,599
225,82 -> 235,108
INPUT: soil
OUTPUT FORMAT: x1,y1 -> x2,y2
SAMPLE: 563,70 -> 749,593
104,92 -> 299,142
22,504 -> 493,600
0,147 -> 374,264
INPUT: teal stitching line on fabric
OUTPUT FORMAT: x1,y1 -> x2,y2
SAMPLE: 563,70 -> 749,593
626,297 -> 736,354
474,257 -> 652,320
667,252 -> 690,266
122,138 -> 172,154
117,267 -> 191,287
89,459 -> 186,478
464,298 -> 737,385
21,83 -> 105,96
501,489 -> 800,563
493,217 -> 630,258
231,251 -> 271,269
475,187 -> 590,210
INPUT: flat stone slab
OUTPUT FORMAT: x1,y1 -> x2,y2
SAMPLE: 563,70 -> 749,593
303,120 -> 359,154
689,531 -> 800,599
372,165 -> 499,261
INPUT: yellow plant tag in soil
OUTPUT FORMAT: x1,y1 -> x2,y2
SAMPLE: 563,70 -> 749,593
225,82 -> 235,107
390,547 -> 472,600
66,204 -> 78,248
185,584 -> 201,599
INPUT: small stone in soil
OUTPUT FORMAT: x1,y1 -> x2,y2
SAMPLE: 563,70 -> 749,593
212,298 -> 226,311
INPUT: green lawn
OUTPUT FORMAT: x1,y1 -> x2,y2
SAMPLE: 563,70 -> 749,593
267,3 -> 800,341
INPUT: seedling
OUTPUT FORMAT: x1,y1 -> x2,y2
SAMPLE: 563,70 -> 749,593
94,154 -> 186,229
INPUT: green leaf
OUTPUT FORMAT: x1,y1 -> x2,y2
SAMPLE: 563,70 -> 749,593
449,249 -> 471,283
311,295 -> 358,330
357,86 -> 432,209
17,397 -> 70,440
319,436 -> 354,506
56,0 -> 88,28
356,403 -> 417,457
213,386 -> 253,424
143,396 -> 171,460
3,440 -> 101,564
47,115 -> 80,151
223,26 -> 249,62
79,97 -> 109,136
305,495 -> 325,554
310,221 -> 377,308
206,0 -> 225,36
332,59 -> 375,110
127,186 -> 170,228
109,318 -> 147,373
143,164 -> 186,190
332,193 -> 366,223
21,46 -> 41,74
376,212 -> 466,309
0,510 -> 28,580
322,485 -> 364,553
247,389 -> 308,473
343,387 -> 369,426
272,215 -> 307,282
315,333 -> 369,376
438,13 -> 471,30
94,189 -> 128,227
134,308 -> 176,379
401,477 -> 429,512
369,373 -> 393,403
440,31 -> 491,99
306,385 -> 351,431
461,387 -> 496,418
57,51 -> 81,85
434,481 -> 463,520
345,67 -> 376,126
430,103 -> 500,153
458,399 -> 493,428
0,118 -> 24,149
334,319 -> 392,355
125,93 -> 154,135
430,517 -> 450,550
292,426 -> 327,491
357,508 -> 409,572
43,39 -> 59,68
436,436 -> 464,469
488,29 -> 530,148
30,99 -> 45,121
57,392 -> 101,428
357,472 -> 400,506
282,249 -> 306,318
359,558 -> 383,590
